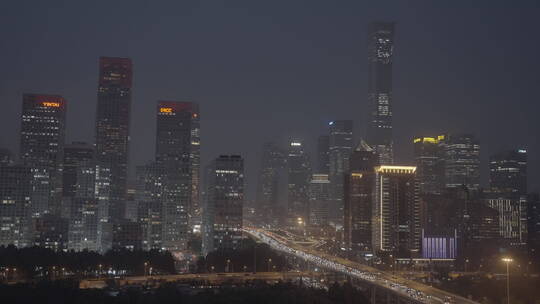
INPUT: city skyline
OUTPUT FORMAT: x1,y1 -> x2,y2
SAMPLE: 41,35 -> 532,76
1,1 -> 539,199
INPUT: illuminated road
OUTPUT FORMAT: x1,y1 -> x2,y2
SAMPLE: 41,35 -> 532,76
245,227 -> 479,304
80,271 -> 311,289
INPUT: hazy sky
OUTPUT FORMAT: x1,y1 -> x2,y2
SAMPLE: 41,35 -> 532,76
1,0 -> 539,198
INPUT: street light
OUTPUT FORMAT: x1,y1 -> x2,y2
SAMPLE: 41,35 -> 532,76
502,257 -> 513,304
267,258 -> 272,272
98,264 -> 102,278
144,262 -> 149,276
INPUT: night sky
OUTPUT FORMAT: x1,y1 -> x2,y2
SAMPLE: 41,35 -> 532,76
1,0 -> 539,198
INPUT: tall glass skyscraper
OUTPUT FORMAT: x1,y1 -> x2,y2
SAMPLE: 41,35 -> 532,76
443,134 -> 480,191
489,149 -> 527,197
367,22 -> 395,165
20,94 -> 66,217
328,120 -> 353,225
256,142 -> 286,225
287,140 -> 311,226
156,101 -> 200,251
95,57 -> 132,224
202,155 -> 244,255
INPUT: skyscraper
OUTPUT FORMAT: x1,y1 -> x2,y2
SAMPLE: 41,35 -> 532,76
489,149 -> 527,197
287,140 -> 311,226
135,163 -> 165,251
413,135 -> 445,194
308,173 -> 330,227
367,22 -> 395,165
202,155 -> 244,255
156,101 -> 200,251
317,135 -> 330,174
372,165 -> 420,257
20,94 -> 66,217
95,57 -> 132,223
328,120 -> 353,224
62,142 -> 99,251
256,142 -> 286,225
443,134 -> 480,191
344,141 -> 378,254
0,164 -> 32,247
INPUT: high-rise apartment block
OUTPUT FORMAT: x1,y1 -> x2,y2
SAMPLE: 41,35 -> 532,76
372,165 -> 420,257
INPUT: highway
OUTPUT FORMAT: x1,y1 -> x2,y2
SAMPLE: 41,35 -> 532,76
80,271 -> 310,289
245,227 -> 479,304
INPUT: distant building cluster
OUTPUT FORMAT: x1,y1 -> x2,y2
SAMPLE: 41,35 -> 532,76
252,22 -> 540,269
1,22 -> 539,274
0,58 -> 208,255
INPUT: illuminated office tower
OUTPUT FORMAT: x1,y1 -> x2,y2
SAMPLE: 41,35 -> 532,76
308,174 -> 330,227
328,120 -> 353,224
0,165 -> 32,247
413,135 -> 445,194
317,135 -> 330,174
256,142 -> 287,224
62,142 -> 99,251
202,155 -> 244,255
20,94 -> 66,217
489,149 -> 527,197
95,57 -> 132,223
344,141 -> 378,254
367,22 -> 395,165
443,134 -> 480,191
287,140 -> 311,225
135,163 -> 165,250
372,165 -> 420,257
156,101 -> 200,251
486,197 -> 528,246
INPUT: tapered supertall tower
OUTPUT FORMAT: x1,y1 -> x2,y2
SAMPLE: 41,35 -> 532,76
367,22 -> 395,165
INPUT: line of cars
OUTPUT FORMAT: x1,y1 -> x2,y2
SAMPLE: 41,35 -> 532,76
245,228 -> 463,304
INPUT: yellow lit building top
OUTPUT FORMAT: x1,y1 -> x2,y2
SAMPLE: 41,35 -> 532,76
375,165 -> 416,174
413,135 -> 445,144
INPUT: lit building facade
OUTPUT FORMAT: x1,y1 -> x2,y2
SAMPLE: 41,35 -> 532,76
328,120 -> 353,225
156,101 -> 200,251
287,140 -> 311,225
135,163 -> 165,251
20,94 -> 66,217
344,141 -> 378,254
413,135 -> 445,194
202,155 -> 244,255
421,229 -> 458,259
443,134 -> 480,191
367,22 -> 395,165
62,142 -> 99,251
308,174 -> 330,227
372,165 -> 420,257
486,197 -> 528,245
489,149 -> 527,197
95,57 -> 132,224
0,165 -> 32,247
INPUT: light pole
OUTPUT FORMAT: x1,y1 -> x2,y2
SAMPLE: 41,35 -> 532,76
226,259 -> 231,273
98,264 -> 102,278
502,257 -> 513,304
144,262 -> 148,276
267,258 -> 272,272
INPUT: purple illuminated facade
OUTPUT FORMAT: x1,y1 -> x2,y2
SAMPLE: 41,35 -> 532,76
421,229 -> 457,259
